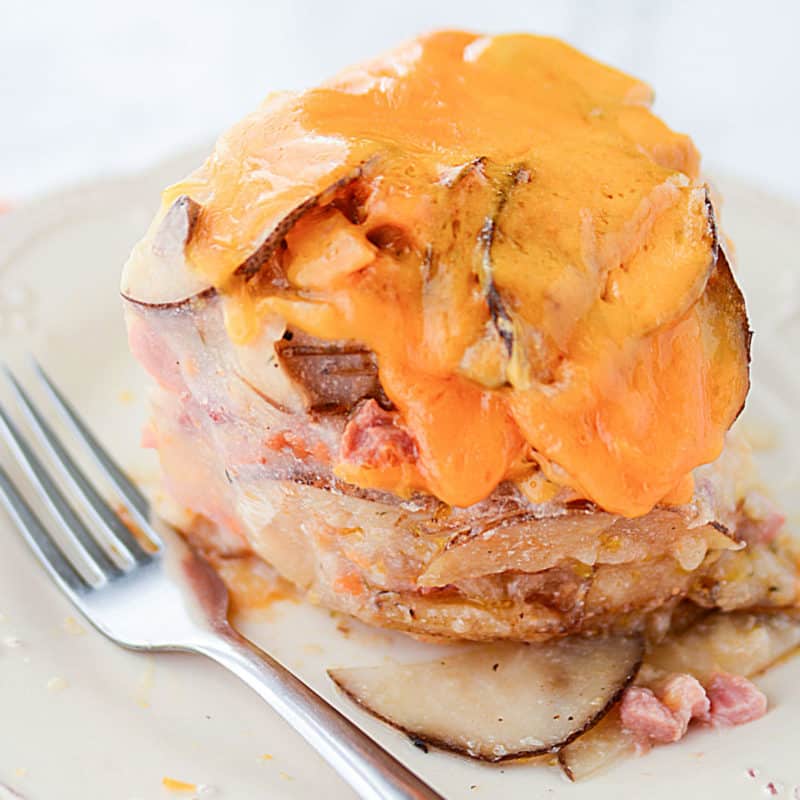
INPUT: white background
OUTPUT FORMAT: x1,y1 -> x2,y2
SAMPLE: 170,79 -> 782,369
1,0 -> 799,203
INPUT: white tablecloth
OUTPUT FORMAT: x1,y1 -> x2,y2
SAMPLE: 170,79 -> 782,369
2,0 -> 798,203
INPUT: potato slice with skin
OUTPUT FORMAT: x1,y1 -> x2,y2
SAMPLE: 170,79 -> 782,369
121,195 -> 214,308
558,611 -> 800,781
557,707 -> 633,782
328,635 -> 643,762
417,510 -> 739,588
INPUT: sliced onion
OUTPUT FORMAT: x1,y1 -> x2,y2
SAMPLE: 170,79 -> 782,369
329,634 -> 642,761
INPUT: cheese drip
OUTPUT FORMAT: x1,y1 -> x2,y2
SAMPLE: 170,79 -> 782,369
160,31 -> 749,515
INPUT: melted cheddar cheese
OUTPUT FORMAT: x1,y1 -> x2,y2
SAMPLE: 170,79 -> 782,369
162,31 -> 750,516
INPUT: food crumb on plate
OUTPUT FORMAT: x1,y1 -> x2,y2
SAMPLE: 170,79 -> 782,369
764,781 -> 783,796
259,754 -> 273,761
13,770 -> 26,780
161,777 -> 196,793
279,772 -> 294,782
62,616 -> 86,636
46,676 -> 68,692
3,635 -> 22,648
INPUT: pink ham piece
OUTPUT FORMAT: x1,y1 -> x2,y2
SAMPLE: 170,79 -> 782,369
620,672 -> 766,744
340,399 -> 417,468
620,686 -> 687,743
620,675 -> 708,744
706,672 -> 768,726
660,673 -> 710,724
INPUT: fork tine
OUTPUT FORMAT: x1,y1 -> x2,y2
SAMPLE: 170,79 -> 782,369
0,403 -> 122,584
31,359 -> 157,540
0,464 -> 90,596
4,367 -> 155,565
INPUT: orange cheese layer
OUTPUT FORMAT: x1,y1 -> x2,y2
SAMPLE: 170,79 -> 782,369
163,31 -> 749,516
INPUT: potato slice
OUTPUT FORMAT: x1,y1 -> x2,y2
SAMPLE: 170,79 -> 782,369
328,635 -> 643,761
645,610 -> 800,683
417,510 -> 739,588
559,611 -> 800,780
557,707 -> 634,782
121,194 -> 214,308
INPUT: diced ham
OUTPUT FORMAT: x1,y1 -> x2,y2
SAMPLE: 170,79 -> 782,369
621,671 -> 768,745
706,673 -> 767,726
660,673 -> 710,724
620,686 -> 688,743
340,399 -> 417,468
621,675 -> 710,743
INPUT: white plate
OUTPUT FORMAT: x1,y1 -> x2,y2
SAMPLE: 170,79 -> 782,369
0,153 -> 798,800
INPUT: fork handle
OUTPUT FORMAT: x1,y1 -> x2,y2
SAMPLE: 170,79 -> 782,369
197,628 -> 446,800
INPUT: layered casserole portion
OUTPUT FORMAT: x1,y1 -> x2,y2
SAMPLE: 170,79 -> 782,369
122,31 -> 798,642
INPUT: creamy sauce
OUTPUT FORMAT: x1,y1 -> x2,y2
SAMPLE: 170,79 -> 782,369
162,31 -> 748,516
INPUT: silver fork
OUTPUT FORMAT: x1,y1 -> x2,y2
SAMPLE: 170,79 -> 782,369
0,361 -> 445,800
